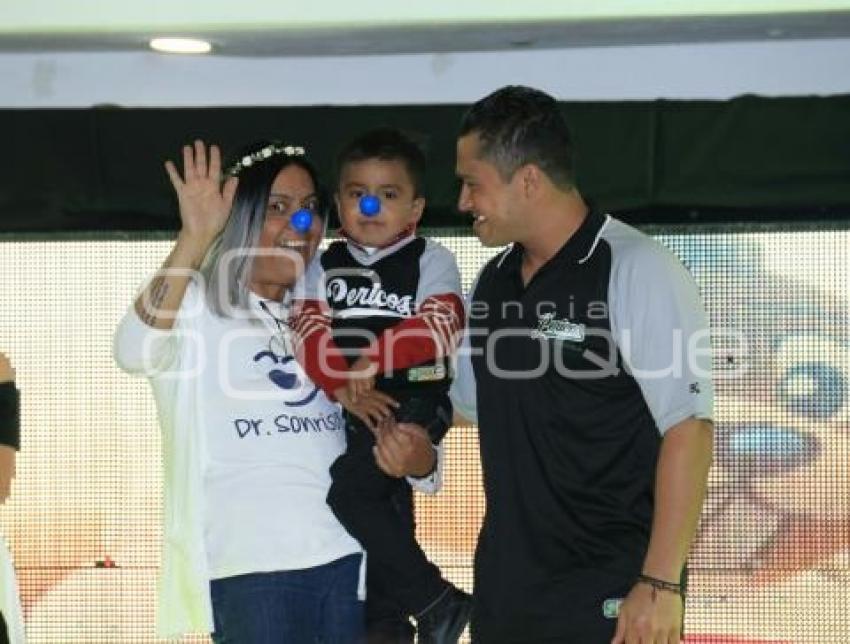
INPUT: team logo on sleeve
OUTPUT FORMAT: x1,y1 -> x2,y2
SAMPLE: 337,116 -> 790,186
530,312 -> 586,342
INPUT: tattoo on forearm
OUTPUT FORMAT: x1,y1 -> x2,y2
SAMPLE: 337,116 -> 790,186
139,276 -> 170,326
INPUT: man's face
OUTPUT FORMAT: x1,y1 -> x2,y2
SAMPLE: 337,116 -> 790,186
250,164 -> 323,295
336,158 -> 424,248
456,133 -> 523,248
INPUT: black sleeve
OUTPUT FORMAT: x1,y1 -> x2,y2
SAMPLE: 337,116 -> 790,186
0,382 -> 20,450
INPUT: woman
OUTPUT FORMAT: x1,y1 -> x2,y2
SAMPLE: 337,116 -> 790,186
114,141 -> 439,642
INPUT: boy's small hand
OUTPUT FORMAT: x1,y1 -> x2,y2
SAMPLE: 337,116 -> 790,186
334,387 -> 398,431
347,354 -> 376,402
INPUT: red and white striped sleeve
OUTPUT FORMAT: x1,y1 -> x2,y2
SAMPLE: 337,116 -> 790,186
369,240 -> 464,372
289,258 -> 349,399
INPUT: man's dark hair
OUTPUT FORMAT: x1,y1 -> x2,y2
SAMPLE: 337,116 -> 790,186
337,127 -> 426,197
459,85 -> 575,189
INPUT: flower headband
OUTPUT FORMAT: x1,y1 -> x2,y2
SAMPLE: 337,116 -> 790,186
225,142 -> 306,177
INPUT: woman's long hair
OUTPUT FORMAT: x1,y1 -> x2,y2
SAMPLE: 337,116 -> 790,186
201,141 -> 325,317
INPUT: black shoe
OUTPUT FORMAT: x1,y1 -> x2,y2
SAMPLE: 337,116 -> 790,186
415,587 -> 472,644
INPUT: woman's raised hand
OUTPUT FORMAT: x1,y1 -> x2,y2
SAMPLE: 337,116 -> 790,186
164,140 -> 238,246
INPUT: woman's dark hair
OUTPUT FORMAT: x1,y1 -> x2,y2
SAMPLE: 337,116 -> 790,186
202,141 -> 327,315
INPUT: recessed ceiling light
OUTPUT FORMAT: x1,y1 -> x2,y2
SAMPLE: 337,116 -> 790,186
149,37 -> 212,54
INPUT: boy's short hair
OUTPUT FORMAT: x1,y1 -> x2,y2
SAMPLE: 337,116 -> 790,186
337,127 -> 426,197
460,85 -> 575,190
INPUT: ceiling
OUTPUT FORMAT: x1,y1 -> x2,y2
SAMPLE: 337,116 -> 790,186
1,4 -> 849,56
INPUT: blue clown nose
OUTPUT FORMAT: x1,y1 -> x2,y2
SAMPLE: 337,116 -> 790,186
290,208 -> 313,233
359,194 -> 381,217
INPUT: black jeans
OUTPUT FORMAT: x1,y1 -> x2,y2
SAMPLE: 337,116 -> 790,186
327,393 -> 452,618
365,484 -> 417,643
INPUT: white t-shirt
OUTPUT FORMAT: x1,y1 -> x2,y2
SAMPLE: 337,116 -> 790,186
201,293 -> 361,579
115,275 -> 442,636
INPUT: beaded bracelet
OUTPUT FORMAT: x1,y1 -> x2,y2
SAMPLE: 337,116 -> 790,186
636,573 -> 685,599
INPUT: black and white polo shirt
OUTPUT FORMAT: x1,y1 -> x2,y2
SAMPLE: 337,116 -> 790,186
450,210 -> 713,638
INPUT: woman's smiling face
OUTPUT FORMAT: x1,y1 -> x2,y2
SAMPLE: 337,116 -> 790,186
249,164 -> 323,300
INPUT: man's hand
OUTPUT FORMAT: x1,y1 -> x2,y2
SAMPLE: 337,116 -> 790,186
611,582 -> 682,644
334,387 -> 398,431
0,352 -> 14,384
346,354 -> 376,402
374,422 -> 436,478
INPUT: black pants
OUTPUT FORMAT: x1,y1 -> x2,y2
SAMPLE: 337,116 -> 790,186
327,393 -> 452,618
365,484 -> 416,643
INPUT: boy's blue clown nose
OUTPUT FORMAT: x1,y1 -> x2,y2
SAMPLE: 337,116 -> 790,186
359,195 -> 381,217
290,208 -> 313,233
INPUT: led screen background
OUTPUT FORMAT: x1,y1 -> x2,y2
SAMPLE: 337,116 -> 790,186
0,225 -> 848,642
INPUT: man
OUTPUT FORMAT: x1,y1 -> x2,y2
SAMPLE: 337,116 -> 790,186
450,86 -> 714,643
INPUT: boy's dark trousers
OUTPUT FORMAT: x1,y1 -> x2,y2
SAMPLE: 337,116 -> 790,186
365,482 -> 416,643
327,392 -> 452,620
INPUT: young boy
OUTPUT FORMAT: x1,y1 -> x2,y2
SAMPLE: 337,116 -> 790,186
290,128 -> 470,643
